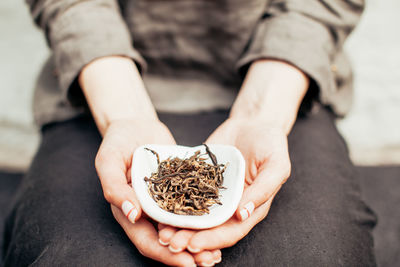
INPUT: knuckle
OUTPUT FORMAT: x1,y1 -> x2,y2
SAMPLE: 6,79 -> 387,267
95,151 -> 106,170
284,168 -> 291,181
282,172 -> 290,184
262,190 -> 270,200
136,237 -> 151,257
260,211 -> 268,221
103,188 -> 115,203
281,159 -> 292,183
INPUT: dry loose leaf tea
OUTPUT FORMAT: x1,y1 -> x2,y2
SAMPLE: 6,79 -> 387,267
144,144 -> 227,215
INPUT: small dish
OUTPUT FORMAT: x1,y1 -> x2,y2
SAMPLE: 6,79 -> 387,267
131,144 -> 245,229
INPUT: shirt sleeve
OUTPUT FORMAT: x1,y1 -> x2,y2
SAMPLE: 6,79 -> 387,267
27,0 -> 146,105
236,0 -> 364,104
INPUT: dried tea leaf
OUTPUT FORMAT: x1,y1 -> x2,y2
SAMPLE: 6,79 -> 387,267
144,145 -> 226,215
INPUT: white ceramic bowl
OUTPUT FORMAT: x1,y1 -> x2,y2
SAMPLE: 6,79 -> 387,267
131,144 -> 245,229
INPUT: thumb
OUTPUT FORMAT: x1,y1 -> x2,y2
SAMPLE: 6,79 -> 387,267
95,150 -> 142,224
235,159 -> 291,221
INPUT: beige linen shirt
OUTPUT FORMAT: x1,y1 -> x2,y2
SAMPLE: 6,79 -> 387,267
28,0 -> 364,127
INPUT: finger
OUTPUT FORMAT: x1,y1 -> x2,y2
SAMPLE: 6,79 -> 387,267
193,250 -> 221,266
236,154 -> 290,222
212,249 -> 222,264
193,249 -> 222,266
158,225 -> 178,247
95,145 -> 141,224
169,229 -> 196,253
112,205 -> 196,267
188,198 -> 273,252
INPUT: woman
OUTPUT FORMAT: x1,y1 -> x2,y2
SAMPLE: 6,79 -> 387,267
3,0 -> 376,266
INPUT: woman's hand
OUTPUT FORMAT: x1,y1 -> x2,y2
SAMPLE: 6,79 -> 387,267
97,119 -> 222,266
95,118 -> 203,266
158,59 -> 309,263
111,205 -> 199,267
208,118 -> 291,222
80,56 -> 221,265
95,118 -> 175,223
158,118 -> 291,256
97,118 -> 203,266
78,56 -> 192,265
79,56 -> 166,221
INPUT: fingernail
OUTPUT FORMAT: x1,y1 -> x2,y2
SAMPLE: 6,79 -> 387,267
187,245 -> 201,253
239,201 -> 255,221
200,262 -> 215,267
158,238 -> 169,246
122,200 -> 138,224
168,244 -> 183,253
214,257 -> 222,264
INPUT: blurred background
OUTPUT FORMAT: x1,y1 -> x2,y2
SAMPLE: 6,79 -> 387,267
1,0 -> 399,171
0,0 -> 399,266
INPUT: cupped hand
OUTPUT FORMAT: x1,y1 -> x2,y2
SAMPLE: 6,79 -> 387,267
158,223 -> 222,266
96,118 -> 219,266
96,118 -> 176,223
158,117 -> 291,257
96,119 -> 196,265
210,117 -> 291,221
112,205 -> 198,267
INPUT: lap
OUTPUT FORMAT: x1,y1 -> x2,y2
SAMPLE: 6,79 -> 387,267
219,105 -> 376,266
3,116 -> 155,266
2,106 -> 376,266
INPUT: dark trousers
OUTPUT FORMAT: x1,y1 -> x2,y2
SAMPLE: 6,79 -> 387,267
2,106 -> 377,266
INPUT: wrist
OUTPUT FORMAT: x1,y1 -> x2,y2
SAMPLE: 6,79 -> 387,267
79,56 -> 158,135
227,114 -> 292,137
101,114 -> 161,135
230,59 -> 309,134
